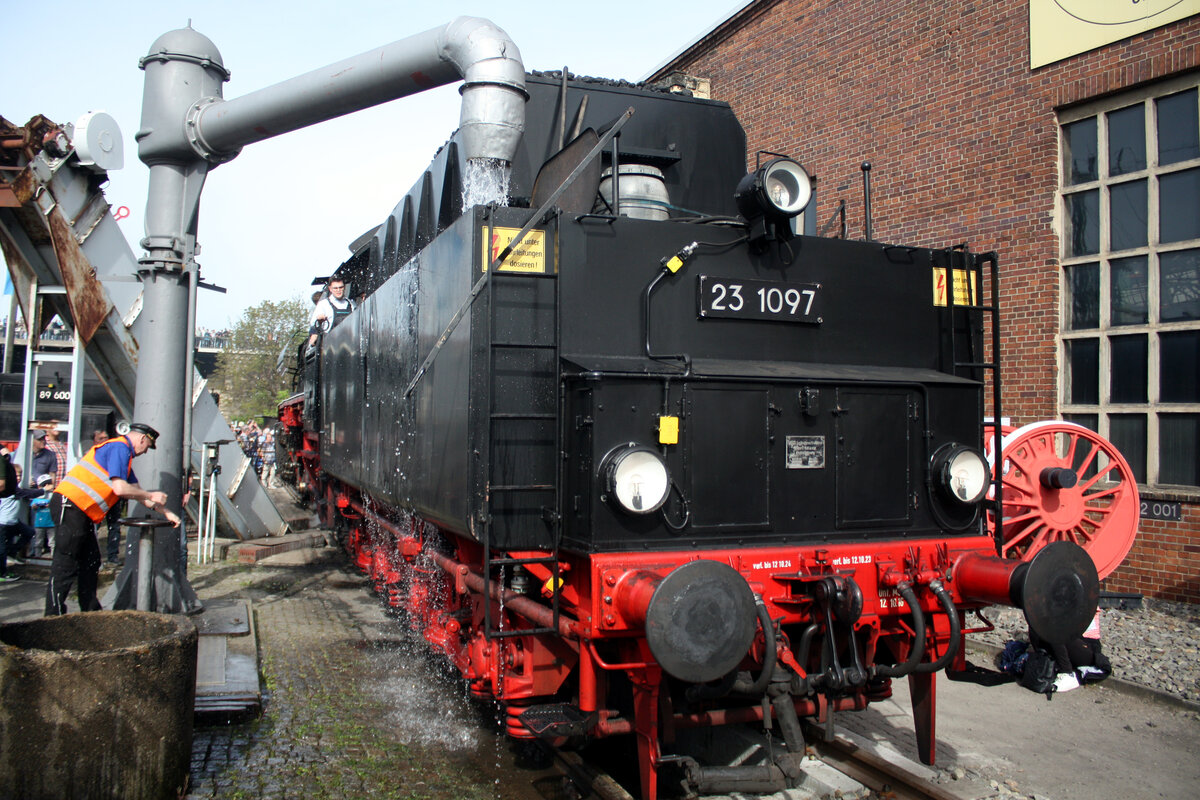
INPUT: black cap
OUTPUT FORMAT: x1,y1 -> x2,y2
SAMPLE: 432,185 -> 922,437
128,422 -> 160,449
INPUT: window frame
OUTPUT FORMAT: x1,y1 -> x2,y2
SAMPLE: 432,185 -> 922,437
1058,72 -> 1200,494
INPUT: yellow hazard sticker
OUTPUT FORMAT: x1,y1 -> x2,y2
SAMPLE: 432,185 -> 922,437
932,268 -> 978,307
482,226 -> 547,273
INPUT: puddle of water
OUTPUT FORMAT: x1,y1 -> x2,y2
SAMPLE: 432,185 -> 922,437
359,637 -> 481,751
357,633 -> 565,799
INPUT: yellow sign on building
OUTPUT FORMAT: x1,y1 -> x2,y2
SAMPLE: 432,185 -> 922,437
481,226 -> 547,273
1030,0 -> 1200,69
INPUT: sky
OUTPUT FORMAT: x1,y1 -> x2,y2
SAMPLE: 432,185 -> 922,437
2,1 -> 746,330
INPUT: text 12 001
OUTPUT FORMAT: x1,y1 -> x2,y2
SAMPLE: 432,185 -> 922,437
697,276 -> 822,324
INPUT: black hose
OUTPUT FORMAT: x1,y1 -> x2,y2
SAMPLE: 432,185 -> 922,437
872,582 -> 927,678
660,480 -> 690,532
788,623 -> 819,695
688,596 -> 776,701
770,692 -> 806,754
731,598 -> 777,696
913,581 -> 961,674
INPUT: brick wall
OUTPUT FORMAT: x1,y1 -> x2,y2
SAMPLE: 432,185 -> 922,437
1108,506 -> 1200,604
657,0 -> 1200,602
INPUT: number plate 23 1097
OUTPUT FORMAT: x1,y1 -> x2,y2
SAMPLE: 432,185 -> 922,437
697,276 -> 822,324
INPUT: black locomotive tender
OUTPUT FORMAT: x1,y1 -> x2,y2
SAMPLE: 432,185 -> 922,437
306,73 -> 987,546
281,72 -> 1094,799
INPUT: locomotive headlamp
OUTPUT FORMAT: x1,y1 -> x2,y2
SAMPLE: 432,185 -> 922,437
601,445 -> 671,515
735,157 -> 812,251
931,444 -> 990,505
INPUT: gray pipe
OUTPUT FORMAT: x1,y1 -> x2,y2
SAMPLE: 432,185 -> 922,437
136,531 -> 155,611
137,17 -> 526,257
180,17 -> 525,164
124,18 -> 526,612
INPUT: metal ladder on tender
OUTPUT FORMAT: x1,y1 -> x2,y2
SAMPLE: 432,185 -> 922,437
480,240 -> 562,641
940,244 -> 1004,552
15,280 -> 87,477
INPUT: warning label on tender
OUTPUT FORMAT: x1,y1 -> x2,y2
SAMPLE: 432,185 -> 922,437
786,436 -> 825,469
932,267 -> 977,307
482,226 -> 547,273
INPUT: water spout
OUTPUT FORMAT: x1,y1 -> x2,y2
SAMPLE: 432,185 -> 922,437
462,158 -> 512,209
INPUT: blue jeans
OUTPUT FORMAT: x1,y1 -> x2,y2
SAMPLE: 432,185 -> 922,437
0,521 -> 34,576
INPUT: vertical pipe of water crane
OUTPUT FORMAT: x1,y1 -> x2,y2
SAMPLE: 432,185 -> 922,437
126,265 -> 195,612
136,532 -> 154,611
181,260 -> 198,571
182,261 -> 198,501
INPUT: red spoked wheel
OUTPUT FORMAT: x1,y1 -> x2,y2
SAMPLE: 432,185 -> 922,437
987,421 -> 1139,579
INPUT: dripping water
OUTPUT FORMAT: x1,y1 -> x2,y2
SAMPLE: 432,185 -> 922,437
493,563 -> 507,795
463,158 -> 512,209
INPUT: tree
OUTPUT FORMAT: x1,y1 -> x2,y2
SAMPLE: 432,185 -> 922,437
211,297 -> 309,421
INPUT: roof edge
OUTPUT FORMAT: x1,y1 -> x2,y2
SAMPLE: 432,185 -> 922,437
643,0 -> 778,82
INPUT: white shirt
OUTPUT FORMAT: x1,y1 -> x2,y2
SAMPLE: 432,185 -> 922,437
309,294 -> 354,333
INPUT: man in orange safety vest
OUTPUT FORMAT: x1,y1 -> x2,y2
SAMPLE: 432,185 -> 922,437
46,423 -> 181,615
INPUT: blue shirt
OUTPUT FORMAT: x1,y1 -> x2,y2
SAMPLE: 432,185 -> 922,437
31,496 -> 52,528
94,437 -> 138,486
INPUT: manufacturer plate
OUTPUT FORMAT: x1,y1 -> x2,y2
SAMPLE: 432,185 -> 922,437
786,436 -> 825,469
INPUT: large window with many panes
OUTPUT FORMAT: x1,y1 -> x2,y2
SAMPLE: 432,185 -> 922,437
1059,74 -> 1200,490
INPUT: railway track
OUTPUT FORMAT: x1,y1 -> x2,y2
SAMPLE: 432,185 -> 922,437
807,735 -> 963,800
543,723 -> 964,800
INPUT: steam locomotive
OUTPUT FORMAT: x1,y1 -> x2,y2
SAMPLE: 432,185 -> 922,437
277,72 -> 1108,799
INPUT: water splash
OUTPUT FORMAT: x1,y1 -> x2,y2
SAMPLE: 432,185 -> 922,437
462,158 -> 511,209
370,641 -> 481,751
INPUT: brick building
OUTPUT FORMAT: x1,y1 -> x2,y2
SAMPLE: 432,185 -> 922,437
651,0 -> 1200,603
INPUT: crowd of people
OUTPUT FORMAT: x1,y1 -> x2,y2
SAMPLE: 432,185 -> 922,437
0,317 -> 71,343
1,426 -> 67,581
194,327 -> 232,349
0,317 -> 231,349
232,420 -> 277,487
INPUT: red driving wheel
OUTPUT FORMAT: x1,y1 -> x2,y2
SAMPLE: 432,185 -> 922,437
987,421 -> 1139,579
